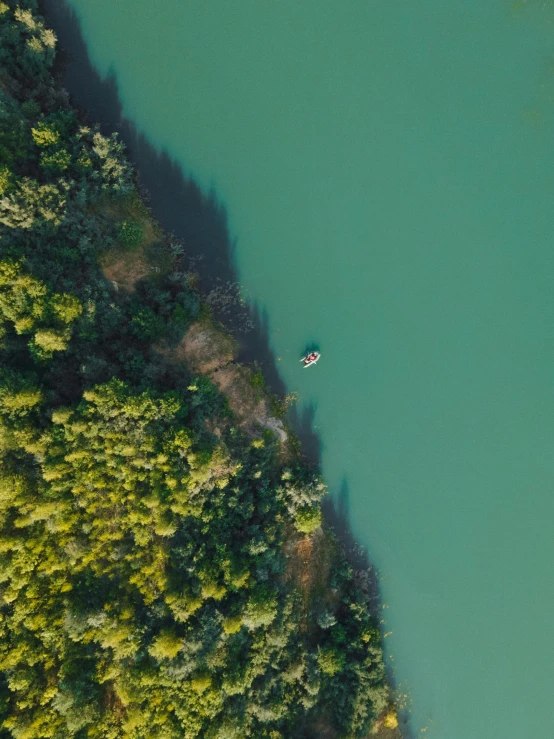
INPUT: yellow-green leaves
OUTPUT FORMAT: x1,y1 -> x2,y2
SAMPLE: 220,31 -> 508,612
148,630 -> 182,661
0,385 -> 41,419
0,260 -> 81,359
0,369 -> 43,454
190,673 -> 212,693
0,260 -> 48,326
221,615 -> 243,635
31,120 -> 71,175
115,219 -> 144,250
294,506 -> 322,535
50,293 -> 82,324
0,178 -> 68,229
31,121 -> 60,148
30,327 -> 70,355
0,164 -> 11,195
316,645 -> 345,676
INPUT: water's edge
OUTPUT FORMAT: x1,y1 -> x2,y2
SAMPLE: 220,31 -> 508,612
40,1 -> 414,735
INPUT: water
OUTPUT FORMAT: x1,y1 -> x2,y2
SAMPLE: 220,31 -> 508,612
50,2 -> 554,736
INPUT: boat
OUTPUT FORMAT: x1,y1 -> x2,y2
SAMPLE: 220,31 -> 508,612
300,351 -> 320,368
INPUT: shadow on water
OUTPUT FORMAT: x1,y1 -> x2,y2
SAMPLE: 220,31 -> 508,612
41,3 -> 414,735
288,401 -> 322,468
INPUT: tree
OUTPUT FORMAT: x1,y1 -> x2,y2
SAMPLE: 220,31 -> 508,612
0,260 -> 81,358
294,505 -> 322,535
149,630 -> 183,660
316,646 -> 345,676
31,121 -> 60,148
242,586 -> 278,630
0,4 -> 393,735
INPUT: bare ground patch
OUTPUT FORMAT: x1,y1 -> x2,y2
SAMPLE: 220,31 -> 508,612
171,320 -> 235,374
101,247 -> 152,292
370,716 -> 405,739
96,192 -> 166,291
165,321 -> 288,442
211,362 -> 287,442
283,526 -> 338,619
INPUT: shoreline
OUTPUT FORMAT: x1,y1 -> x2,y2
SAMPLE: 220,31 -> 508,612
36,2 -> 412,735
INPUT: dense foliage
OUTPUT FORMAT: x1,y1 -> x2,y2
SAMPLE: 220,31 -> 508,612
0,2 -> 390,737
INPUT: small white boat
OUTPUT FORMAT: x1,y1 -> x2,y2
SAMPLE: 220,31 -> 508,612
300,351 -> 320,368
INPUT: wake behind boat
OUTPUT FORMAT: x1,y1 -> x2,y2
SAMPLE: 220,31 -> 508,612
300,351 -> 320,368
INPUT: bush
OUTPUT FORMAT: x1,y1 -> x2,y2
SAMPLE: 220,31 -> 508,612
30,327 -> 69,357
191,673 -> 212,693
295,505 -> 322,535
384,711 -> 399,729
116,219 -> 144,249
130,306 -> 165,341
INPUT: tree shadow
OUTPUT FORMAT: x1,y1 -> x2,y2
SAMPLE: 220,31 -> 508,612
43,0 -> 286,392
322,478 -> 382,618
41,4 -> 414,735
288,401 -> 322,467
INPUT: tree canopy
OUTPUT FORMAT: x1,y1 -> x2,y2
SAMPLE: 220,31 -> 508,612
0,2 -> 392,738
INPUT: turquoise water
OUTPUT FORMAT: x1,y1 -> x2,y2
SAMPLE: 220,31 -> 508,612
56,2 -> 554,736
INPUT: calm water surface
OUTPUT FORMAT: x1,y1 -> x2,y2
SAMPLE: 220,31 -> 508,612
59,2 -> 554,736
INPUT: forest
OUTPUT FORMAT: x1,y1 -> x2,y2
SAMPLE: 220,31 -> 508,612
0,2 -> 395,737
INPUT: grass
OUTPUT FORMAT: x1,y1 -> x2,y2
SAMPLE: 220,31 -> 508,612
93,191 -> 172,291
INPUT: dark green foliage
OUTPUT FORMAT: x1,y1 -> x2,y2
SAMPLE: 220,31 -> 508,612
130,304 -> 165,341
0,4 -> 391,739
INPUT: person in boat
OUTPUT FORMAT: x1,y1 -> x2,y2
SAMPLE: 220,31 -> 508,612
304,352 -> 318,363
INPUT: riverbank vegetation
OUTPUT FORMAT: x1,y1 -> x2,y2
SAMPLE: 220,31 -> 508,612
0,2 -> 397,737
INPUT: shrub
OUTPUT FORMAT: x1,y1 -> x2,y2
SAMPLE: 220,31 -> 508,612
51,293 -> 83,323
130,306 -> 165,341
316,611 -> 336,630
295,505 -> 322,535
383,711 -> 399,729
201,580 -> 227,601
191,673 -> 211,693
116,219 -> 144,250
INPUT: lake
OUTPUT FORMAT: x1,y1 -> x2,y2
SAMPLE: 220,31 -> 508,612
46,1 -> 554,736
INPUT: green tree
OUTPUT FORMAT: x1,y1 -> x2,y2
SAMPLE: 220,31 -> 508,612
0,4 -> 392,735
294,505 -> 322,535
0,165 -> 10,195
316,645 -> 345,676
0,260 -> 81,358
242,586 -> 278,630
149,630 -> 183,660
39,147 -> 71,175
31,121 -> 60,148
